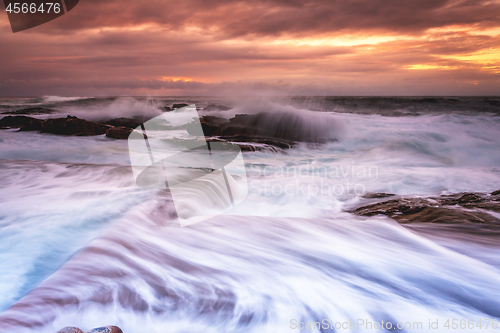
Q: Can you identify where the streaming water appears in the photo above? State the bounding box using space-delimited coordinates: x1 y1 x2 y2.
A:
0 97 499 332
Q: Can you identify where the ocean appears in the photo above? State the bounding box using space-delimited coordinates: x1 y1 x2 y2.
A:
0 96 499 332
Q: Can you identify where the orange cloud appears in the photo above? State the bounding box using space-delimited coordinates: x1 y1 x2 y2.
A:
1 0 499 95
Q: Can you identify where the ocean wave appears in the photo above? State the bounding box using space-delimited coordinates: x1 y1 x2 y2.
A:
42 96 91 104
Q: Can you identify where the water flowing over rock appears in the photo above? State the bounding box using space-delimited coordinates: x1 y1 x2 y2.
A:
187 112 340 150
56 326 123 333
349 190 500 225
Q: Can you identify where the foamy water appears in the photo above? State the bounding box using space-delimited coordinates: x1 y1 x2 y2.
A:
0 97 499 332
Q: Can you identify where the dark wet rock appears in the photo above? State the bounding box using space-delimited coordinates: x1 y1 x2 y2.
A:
172 103 189 109
0 115 41 128
349 191 500 225
18 118 43 131
85 326 123 333
162 106 172 112
207 138 284 152
222 112 334 146
437 192 500 212
204 104 231 111
103 117 143 129
40 116 110 136
440 193 484 205
491 189 500 196
106 126 133 139
186 115 295 149
56 327 84 333
362 192 396 199
184 110 339 150
1 115 139 139
187 116 229 137
3 107 54 115
220 134 293 149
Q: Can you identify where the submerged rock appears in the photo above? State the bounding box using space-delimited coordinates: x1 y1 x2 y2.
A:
349 191 500 225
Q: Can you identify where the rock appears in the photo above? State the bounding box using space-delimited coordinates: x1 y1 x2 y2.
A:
186 115 294 149
207 138 284 153
348 192 500 225
85 326 123 333
0 115 39 128
56 327 84 333
19 118 43 131
184 111 339 150
103 117 143 129
106 126 133 139
361 192 396 199
4 107 54 115
219 134 293 149
219 113 307 147
201 116 230 128
2 115 136 139
40 116 110 136
161 106 172 112
350 198 428 217
491 189 500 196
172 103 189 109
437 192 500 212
203 104 231 111
187 116 229 137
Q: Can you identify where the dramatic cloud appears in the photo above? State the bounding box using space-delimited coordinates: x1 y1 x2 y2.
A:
1 0 499 96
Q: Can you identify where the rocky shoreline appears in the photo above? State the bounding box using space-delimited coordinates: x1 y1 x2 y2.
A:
0 115 135 139
348 190 500 225
0 114 289 151
0 107 334 151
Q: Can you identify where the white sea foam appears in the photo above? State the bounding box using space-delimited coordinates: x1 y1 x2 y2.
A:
0 97 499 332
42 96 89 103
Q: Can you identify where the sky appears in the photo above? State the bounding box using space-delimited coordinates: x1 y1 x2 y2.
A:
1 0 499 96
